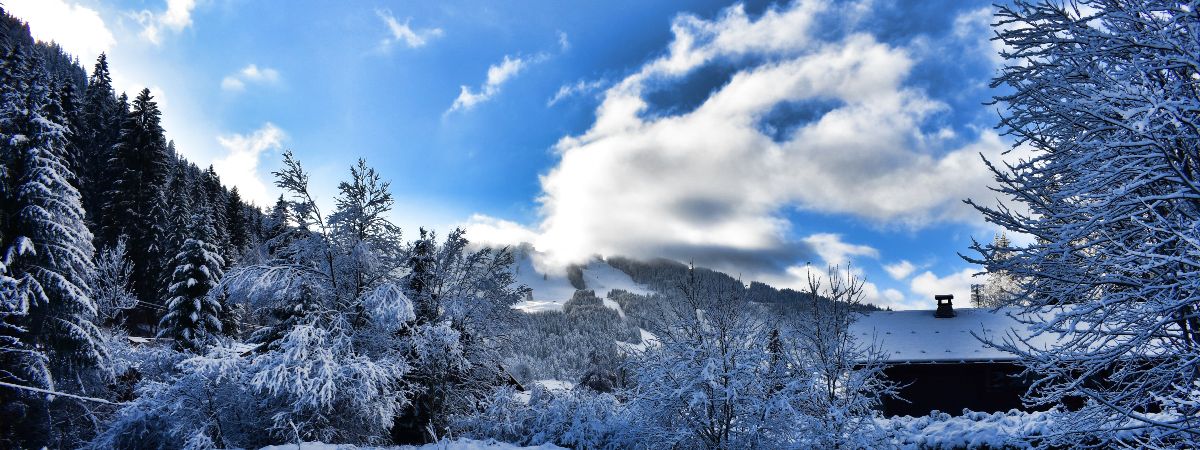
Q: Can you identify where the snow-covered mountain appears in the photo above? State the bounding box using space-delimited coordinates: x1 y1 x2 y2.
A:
509 246 651 314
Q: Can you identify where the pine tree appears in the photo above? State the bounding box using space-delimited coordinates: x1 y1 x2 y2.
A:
406 228 438 323
160 162 194 301
0 41 107 448
0 44 104 373
78 54 119 232
158 203 225 352
202 166 231 267
0 42 55 449
103 88 170 330
51 77 82 189
226 186 248 261
263 194 289 254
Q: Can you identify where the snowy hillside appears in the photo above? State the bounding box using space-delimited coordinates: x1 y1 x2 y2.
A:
510 247 650 314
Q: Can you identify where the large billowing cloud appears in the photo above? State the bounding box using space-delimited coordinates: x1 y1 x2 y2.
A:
528 1 1007 270
460 1 1016 308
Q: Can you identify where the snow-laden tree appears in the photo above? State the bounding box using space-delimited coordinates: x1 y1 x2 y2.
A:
967 1 1200 447
90 238 137 326
623 265 779 449
0 43 104 375
454 384 629 449
779 265 895 448
102 88 170 328
225 187 248 260
77 54 120 228
397 226 529 442
157 205 225 352
0 42 105 448
209 152 419 444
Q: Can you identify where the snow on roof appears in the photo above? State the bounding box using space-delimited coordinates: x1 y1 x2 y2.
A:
851 307 1062 364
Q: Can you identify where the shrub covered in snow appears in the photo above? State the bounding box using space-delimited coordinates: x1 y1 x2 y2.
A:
453 385 628 449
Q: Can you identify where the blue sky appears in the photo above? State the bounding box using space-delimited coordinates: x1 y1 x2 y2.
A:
8 0 1018 309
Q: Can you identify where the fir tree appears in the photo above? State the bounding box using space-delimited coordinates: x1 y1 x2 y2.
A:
0 40 106 449
0 41 54 449
158 203 225 352
78 54 119 231
226 186 248 261
103 88 170 329
263 194 290 254
50 77 82 189
202 166 231 266
406 228 438 323
0 44 104 374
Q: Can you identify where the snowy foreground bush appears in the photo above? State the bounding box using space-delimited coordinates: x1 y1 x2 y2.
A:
881 409 1183 449
256 439 565 450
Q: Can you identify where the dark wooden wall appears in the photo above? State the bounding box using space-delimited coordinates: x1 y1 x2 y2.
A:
879 361 1043 417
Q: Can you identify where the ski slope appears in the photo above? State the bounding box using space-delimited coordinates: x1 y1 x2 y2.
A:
510 250 650 314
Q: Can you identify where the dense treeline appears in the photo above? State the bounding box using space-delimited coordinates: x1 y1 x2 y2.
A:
608 255 882 311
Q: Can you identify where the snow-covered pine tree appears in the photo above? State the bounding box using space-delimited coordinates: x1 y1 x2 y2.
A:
202 166 231 267
50 76 83 190
163 162 194 255
406 228 438 323
226 186 248 260
158 201 225 352
0 38 53 450
262 194 290 254
0 43 104 375
968 1 1200 446
0 39 107 449
104 88 170 330
78 55 121 215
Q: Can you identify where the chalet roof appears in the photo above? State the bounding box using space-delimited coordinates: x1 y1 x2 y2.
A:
850 307 1063 364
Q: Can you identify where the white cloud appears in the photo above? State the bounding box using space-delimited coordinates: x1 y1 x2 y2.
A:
547 79 606 106
221 64 281 92
803 233 878 266
557 30 570 51
4 0 114 65
377 9 443 49
212 123 286 206
133 0 198 45
909 268 980 309
448 54 543 113
884 260 917 280
531 0 1013 273
461 214 541 249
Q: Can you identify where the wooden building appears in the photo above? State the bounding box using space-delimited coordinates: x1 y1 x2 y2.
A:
850 296 1052 417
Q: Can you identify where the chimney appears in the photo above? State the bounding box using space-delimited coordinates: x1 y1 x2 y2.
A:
934 294 956 318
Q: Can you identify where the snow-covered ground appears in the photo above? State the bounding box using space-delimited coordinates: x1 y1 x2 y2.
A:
510 249 649 314
257 439 565 450
880 409 1054 449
